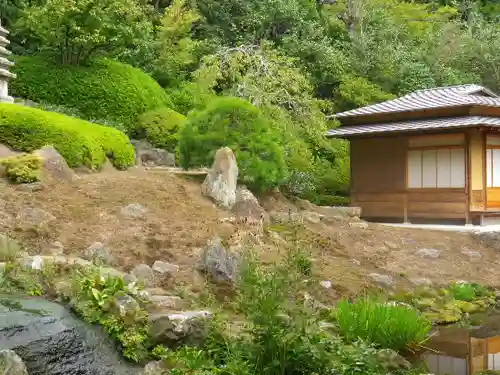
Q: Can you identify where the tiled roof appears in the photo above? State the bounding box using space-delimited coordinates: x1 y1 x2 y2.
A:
334 84 500 119
326 116 500 137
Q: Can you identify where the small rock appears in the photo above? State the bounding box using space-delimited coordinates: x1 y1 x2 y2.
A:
302 211 324 224
113 292 140 317
377 348 412 370
349 221 368 229
409 277 433 286
143 360 168 375
23 255 44 270
131 140 176 167
231 186 268 224
196 237 240 284
352 259 361 266
461 249 482 258
201 147 238 210
17 182 44 192
149 310 213 347
149 295 184 310
16 207 55 228
152 261 179 277
0 349 29 375
131 264 155 287
368 273 393 287
120 203 149 219
99 267 133 282
384 241 399 250
145 287 169 296
83 242 117 266
320 280 332 289
416 248 441 259
50 241 64 256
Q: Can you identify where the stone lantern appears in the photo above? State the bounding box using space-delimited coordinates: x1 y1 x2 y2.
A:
0 21 15 103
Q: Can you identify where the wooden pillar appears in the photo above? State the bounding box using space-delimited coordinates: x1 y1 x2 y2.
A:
465 131 472 225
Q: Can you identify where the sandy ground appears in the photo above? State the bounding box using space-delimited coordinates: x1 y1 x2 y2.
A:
1 168 499 301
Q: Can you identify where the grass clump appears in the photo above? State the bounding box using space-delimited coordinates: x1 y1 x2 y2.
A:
0 103 135 170
0 154 42 184
0 235 21 262
334 297 431 352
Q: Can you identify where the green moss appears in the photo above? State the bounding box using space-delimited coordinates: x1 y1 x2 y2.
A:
0 103 135 170
11 56 170 131
0 154 42 183
135 107 186 152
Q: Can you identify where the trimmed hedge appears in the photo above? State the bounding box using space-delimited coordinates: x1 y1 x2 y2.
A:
10 56 170 130
135 107 186 152
0 103 135 170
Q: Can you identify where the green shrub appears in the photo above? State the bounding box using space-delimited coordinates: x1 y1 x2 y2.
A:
135 107 186 152
448 282 492 302
0 103 135 170
334 297 431 352
178 97 287 190
10 56 170 130
0 154 42 184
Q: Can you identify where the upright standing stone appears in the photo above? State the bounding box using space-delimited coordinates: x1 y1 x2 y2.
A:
201 147 238 209
0 21 16 104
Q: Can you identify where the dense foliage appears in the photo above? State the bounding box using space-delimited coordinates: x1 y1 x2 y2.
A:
0 154 42 184
6 0 500 193
10 56 170 130
0 103 135 169
178 97 287 190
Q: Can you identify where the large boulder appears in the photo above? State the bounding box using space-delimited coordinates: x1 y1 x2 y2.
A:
196 237 240 284
0 350 28 375
33 146 76 182
0 297 142 375
131 140 175 167
148 310 212 347
201 147 238 210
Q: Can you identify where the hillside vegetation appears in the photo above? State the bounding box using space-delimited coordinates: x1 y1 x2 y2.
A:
4 0 500 373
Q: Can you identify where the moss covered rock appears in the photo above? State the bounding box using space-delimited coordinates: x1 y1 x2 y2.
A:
10 56 170 130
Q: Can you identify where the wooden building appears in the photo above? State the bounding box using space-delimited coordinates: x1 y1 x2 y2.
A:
327 84 500 225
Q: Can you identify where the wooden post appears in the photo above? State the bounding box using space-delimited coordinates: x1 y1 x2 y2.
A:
403 192 409 223
469 337 488 375
465 131 472 225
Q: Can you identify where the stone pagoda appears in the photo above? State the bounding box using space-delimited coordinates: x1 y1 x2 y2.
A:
0 21 16 103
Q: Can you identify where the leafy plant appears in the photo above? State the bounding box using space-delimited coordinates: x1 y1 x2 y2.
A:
71 268 151 362
334 297 432 352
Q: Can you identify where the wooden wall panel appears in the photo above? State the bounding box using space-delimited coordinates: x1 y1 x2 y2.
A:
350 137 407 194
407 189 467 219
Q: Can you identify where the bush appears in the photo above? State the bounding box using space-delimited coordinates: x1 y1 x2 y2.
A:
0 103 135 170
10 56 170 130
135 107 186 152
0 154 42 184
334 297 431 352
178 97 287 190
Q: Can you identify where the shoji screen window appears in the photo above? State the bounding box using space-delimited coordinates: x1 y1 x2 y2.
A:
407 135 465 189
487 136 500 188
